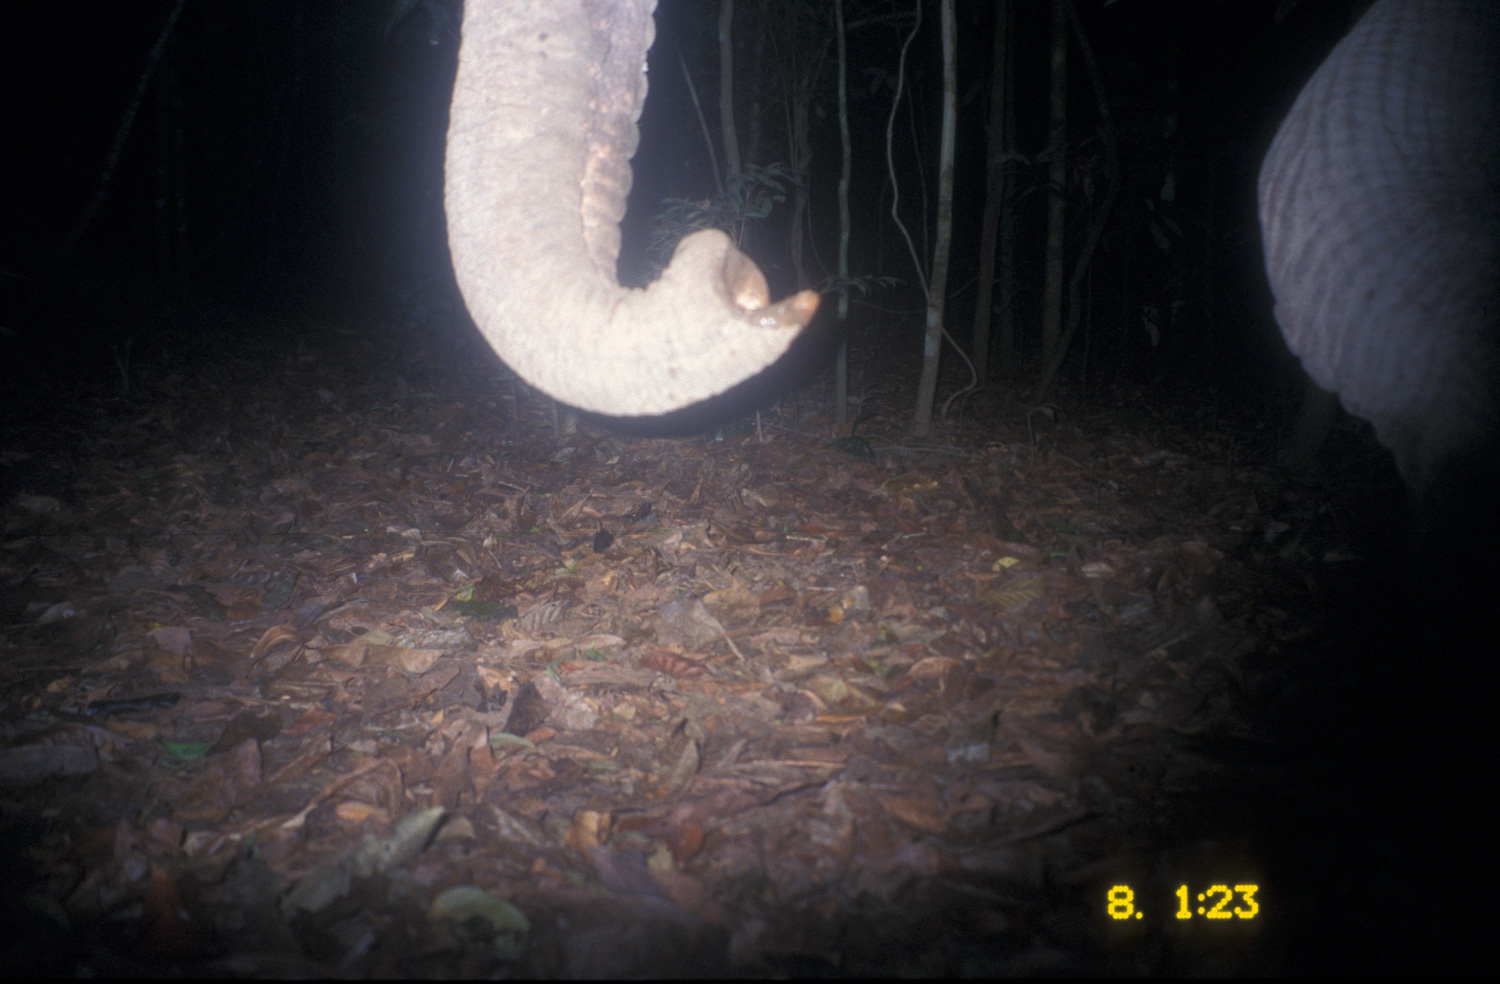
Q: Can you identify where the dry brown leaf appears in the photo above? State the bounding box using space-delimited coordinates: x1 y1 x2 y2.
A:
365 644 443 674
136 863 206 959
334 801 389 824
564 808 610 853
877 792 950 835
640 649 705 678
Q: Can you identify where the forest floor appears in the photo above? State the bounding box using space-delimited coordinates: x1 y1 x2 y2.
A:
0 297 1491 976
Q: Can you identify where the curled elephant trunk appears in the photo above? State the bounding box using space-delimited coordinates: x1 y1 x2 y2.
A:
445 0 818 417
1258 0 1500 532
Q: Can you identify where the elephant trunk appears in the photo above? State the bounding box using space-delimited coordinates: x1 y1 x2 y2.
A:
1258 0 1500 531
445 0 817 417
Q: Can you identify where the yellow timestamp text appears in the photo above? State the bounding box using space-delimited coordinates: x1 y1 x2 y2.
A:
1106 883 1260 921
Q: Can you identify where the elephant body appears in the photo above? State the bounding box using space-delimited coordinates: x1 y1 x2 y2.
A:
445 1 818 418
1258 0 1499 530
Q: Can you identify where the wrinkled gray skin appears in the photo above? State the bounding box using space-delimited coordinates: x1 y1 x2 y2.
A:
445 0 818 417
1259 0 1499 531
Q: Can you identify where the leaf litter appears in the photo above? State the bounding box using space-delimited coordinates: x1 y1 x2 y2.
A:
0 316 1482 975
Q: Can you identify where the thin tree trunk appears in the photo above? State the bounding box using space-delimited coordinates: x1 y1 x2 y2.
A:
788 93 811 283
718 0 742 181
1037 0 1120 396
970 1 1011 386
910 0 957 437
680 55 724 198
776 0 827 294
996 0 1018 372
744 0 767 168
835 0 851 431
58 0 186 261
1039 0 1069 378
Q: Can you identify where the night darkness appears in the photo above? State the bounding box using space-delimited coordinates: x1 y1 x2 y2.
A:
0 1 1493 977
1 0 1351 397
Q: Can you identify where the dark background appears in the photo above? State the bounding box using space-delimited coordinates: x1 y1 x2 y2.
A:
0 0 1372 429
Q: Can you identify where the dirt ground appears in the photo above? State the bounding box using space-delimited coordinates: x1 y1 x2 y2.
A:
1 308 1491 976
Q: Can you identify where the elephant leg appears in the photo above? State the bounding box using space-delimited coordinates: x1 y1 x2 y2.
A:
1277 374 1340 474
1258 0 1500 533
